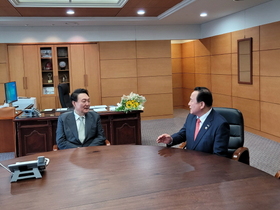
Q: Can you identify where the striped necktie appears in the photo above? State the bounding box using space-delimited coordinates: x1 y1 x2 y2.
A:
194 118 201 140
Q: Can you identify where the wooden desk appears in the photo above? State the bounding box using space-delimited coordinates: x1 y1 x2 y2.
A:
1 145 280 209
14 110 142 156
0 107 16 153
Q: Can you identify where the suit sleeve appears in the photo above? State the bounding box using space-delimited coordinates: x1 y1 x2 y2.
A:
88 114 106 146
170 117 189 146
213 121 230 157
56 115 78 149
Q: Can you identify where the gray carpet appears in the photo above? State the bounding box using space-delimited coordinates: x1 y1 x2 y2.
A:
1 109 279 176
0 152 14 161
141 109 280 176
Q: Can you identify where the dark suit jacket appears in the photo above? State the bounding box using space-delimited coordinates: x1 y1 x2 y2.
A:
56 111 106 149
170 109 230 157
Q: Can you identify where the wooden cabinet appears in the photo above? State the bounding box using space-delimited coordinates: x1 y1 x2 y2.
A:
15 117 57 156
14 111 142 157
8 45 41 106
39 45 71 109
0 107 16 153
100 111 141 145
7 43 101 110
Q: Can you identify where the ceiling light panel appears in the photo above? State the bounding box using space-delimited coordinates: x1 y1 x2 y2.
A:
200 12 207 17
137 10 145 15
9 0 128 8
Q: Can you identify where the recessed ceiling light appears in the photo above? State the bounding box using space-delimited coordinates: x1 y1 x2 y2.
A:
200 12 207 17
137 10 145 15
67 10 75 15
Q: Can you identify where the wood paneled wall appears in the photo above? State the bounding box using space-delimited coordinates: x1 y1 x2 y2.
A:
0 44 8 102
99 40 173 120
172 21 280 143
171 44 183 108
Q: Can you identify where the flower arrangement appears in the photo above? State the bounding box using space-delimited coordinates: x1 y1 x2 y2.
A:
115 92 146 113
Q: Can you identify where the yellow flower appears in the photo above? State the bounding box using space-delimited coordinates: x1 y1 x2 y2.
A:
133 101 139 108
125 100 133 109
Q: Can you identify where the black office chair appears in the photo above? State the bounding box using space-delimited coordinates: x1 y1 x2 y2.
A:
58 83 73 108
213 107 249 165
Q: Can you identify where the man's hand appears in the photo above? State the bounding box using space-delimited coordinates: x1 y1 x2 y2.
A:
156 134 172 144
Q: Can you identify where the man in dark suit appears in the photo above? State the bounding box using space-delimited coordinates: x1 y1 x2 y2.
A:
56 88 106 149
156 87 230 157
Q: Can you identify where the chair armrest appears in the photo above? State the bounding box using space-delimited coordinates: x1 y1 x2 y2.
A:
105 139 111 146
53 144 58 151
275 171 280 179
178 142 186 149
232 147 250 165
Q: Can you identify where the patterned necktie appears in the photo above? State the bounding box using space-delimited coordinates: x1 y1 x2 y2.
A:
194 118 201 140
78 116 85 143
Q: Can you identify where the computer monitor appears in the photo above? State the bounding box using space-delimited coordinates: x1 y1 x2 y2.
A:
4 81 18 106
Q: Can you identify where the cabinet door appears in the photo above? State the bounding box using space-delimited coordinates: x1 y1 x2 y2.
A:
70 44 101 105
23 45 41 99
84 44 101 105
70 44 86 90
112 119 140 145
8 45 26 96
40 46 56 98
0 44 9 100
41 95 56 110
16 121 53 156
8 45 41 108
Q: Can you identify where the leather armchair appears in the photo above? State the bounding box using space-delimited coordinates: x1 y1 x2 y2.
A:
213 107 249 165
58 83 73 108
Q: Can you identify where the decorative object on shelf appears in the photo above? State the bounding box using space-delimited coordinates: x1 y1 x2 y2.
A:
41 49 52 58
57 48 68 57
44 61 53 70
59 61 66 70
115 92 146 113
61 74 68 83
43 87 54 95
47 73 53 83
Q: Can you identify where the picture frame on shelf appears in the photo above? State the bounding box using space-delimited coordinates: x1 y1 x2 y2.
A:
41 49 52 58
43 87 54 95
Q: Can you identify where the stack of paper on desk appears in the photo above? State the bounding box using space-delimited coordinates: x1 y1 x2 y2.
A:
90 105 107 112
56 108 68 112
108 105 117 111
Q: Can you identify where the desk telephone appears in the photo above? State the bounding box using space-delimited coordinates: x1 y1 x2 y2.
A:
0 156 50 182
21 104 41 117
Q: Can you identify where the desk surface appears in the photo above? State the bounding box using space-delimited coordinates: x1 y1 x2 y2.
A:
1 145 280 209
14 109 142 120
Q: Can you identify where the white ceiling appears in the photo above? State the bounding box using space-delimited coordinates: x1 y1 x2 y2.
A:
0 0 273 27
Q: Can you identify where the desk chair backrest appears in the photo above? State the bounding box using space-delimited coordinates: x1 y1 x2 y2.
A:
213 107 249 164
58 83 73 108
